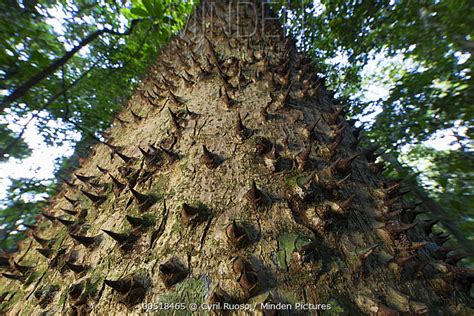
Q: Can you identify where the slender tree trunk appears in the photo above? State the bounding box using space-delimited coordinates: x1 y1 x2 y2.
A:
1 1 472 315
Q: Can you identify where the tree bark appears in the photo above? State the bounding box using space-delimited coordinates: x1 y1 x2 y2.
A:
0 1 472 315
382 153 474 255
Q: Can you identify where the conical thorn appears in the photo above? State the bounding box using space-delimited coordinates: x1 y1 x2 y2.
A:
181 203 201 225
64 195 79 207
13 261 32 274
102 229 132 244
69 233 97 247
81 189 107 205
420 219 440 235
65 261 88 274
339 194 356 212
104 277 133 294
245 181 267 208
226 220 249 248
60 208 78 216
75 173 97 184
41 212 57 222
235 112 253 141
36 248 53 258
57 217 75 227
32 233 53 247
201 145 219 169
125 215 146 228
129 187 155 211
114 150 135 164
159 259 187 287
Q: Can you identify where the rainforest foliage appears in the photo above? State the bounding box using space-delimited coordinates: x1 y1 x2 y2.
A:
0 0 472 263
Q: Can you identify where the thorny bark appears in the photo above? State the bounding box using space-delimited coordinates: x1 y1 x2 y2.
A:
0 1 472 315
382 153 474 255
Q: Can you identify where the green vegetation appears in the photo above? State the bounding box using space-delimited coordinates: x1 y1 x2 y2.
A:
275 0 473 257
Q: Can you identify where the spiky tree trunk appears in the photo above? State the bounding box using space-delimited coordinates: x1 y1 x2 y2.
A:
1 1 472 315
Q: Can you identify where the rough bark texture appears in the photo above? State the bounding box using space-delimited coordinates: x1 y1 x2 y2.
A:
1 1 472 315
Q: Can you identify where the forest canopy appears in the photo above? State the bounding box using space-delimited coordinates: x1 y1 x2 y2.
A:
0 0 472 265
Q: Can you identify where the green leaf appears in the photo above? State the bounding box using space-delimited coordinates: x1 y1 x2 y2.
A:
130 7 150 17
153 1 164 19
142 0 155 16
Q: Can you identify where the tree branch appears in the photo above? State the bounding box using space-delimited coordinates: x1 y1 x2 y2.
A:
0 18 143 113
0 61 98 159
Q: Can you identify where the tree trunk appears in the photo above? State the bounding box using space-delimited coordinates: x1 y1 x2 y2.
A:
1 1 472 314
